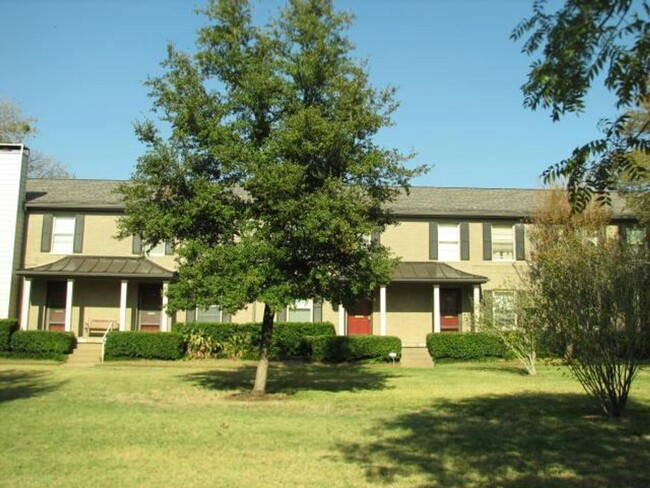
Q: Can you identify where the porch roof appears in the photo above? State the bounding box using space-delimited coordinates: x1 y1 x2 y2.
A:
18 256 174 279
392 262 488 284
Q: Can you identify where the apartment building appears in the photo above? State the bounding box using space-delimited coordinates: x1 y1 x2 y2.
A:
0 144 637 346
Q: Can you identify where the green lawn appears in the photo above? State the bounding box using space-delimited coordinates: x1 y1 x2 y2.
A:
1 359 649 487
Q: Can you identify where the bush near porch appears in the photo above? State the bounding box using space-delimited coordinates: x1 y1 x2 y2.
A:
426 332 512 361
0 319 19 351
9 330 76 360
303 335 402 363
173 322 336 360
104 332 185 360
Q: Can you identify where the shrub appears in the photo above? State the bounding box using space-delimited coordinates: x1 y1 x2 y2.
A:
304 335 402 363
173 322 336 360
426 333 511 361
0 319 19 351
105 332 185 360
9 330 76 359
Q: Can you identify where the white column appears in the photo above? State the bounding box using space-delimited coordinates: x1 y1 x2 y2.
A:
20 277 31 331
433 284 441 333
64 279 74 333
119 280 128 331
379 286 387 336
160 281 169 332
473 285 481 329
338 305 345 336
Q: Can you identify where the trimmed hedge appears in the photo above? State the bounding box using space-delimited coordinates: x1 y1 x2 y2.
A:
426 332 511 361
304 335 402 363
0 319 19 351
9 330 76 359
104 332 185 360
173 322 336 360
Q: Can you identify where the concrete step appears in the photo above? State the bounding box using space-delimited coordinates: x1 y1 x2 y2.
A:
400 347 434 368
66 343 102 366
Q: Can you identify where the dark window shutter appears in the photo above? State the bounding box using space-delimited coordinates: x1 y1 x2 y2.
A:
460 222 470 260
277 309 287 322
73 214 85 253
221 311 231 323
164 240 174 255
186 309 196 323
313 301 323 322
132 234 142 254
429 222 438 260
515 224 525 260
41 214 53 252
483 223 492 261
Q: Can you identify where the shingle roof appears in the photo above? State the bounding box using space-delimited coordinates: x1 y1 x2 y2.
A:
392 262 488 284
25 178 636 219
18 256 174 279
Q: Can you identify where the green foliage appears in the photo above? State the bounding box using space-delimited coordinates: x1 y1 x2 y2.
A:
185 331 220 359
104 332 185 360
173 322 336 360
513 0 650 209
0 319 19 352
426 333 511 362
9 330 76 359
529 218 650 417
303 335 401 363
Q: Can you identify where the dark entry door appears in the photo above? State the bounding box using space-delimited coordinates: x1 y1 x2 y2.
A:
138 284 162 332
440 288 461 332
47 281 67 331
347 299 373 335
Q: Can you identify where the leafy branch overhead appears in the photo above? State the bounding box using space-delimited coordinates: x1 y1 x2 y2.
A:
513 0 650 210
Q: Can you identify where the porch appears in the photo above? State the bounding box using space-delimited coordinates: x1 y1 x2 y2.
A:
17 256 175 338
338 262 488 347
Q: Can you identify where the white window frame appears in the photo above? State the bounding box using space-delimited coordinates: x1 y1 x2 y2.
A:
287 299 313 323
492 225 515 261
492 290 517 329
438 223 460 261
51 215 76 254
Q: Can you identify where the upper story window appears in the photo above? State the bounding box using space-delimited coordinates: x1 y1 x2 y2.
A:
438 224 460 261
147 241 167 257
288 299 313 322
483 223 525 262
41 214 84 254
491 225 514 261
429 222 469 261
51 216 75 254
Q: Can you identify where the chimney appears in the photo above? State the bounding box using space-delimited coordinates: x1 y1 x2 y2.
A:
0 144 29 319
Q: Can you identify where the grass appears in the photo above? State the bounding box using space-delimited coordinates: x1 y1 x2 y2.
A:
0 359 649 487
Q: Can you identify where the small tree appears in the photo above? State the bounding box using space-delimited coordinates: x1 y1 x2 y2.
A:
479 286 544 376
118 0 424 395
529 191 650 417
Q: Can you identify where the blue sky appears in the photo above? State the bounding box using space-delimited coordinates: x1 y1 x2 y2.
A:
0 0 616 188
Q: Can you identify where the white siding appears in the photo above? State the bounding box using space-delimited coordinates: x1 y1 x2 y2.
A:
0 144 28 318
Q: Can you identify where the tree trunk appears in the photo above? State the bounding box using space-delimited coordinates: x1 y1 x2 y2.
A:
252 303 275 396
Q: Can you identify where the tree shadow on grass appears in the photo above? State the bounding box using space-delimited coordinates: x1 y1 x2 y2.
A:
183 362 399 395
338 393 650 487
0 369 64 403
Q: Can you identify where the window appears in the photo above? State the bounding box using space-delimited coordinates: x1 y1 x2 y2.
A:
492 291 517 328
492 225 514 261
288 299 312 322
147 241 167 256
51 216 75 254
626 227 645 248
196 305 223 323
438 224 460 261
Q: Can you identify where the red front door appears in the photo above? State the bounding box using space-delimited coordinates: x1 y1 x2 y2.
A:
347 299 373 335
440 288 461 332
